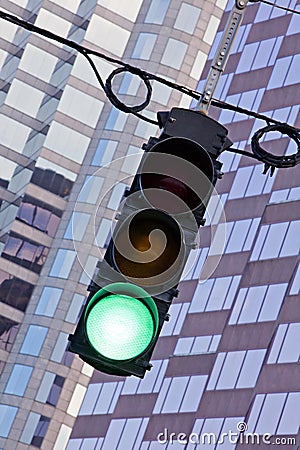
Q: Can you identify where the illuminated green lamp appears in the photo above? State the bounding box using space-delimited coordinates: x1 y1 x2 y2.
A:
84 283 159 361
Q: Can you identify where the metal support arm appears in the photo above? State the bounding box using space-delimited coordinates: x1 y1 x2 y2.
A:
196 0 249 113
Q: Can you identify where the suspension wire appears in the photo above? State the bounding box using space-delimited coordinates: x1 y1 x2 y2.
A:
0 9 299 171
249 0 300 15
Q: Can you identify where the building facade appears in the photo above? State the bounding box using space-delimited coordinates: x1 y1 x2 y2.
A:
0 0 229 449
67 0 300 449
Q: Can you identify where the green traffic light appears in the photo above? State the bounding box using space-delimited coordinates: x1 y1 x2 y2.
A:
85 284 158 361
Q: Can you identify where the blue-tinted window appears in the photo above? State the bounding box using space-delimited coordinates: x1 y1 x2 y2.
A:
0 315 19 352
91 140 117 167
105 108 127 131
64 212 90 241
77 175 104 204
2 233 49 274
35 287 62 317
5 364 33 396
65 293 85 323
31 415 50 448
49 249 76 279
145 0 170 24
20 325 48 356
107 183 127 210
132 33 157 59
0 404 18 437
46 375 65 406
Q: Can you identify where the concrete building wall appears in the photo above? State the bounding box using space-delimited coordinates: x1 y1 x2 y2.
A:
68 0 300 449
0 1 227 448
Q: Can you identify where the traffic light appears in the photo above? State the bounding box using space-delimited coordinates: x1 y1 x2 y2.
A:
68 108 231 378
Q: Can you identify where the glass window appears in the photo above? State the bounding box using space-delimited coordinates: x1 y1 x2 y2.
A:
91 140 118 167
253 393 286 435
2 232 49 274
174 337 194 355
251 221 300 261
101 418 147 450
57 86 104 128
228 166 253 199
290 263 300 295
5 79 44 118
96 218 112 248
268 323 300 364
97 0 143 21
65 293 85 323
229 283 287 324
31 163 75 197
64 212 91 241
79 255 98 285
287 9 300 35
107 183 127 210
191 335 221 354
251 222 288 260
225 219 255 253
36 372 56 403
0 404 18 437
47 375 65 406
284 54 300 86
35 287 62 317
203 16 220 45
252 38 276 70
132 33 157 59
121 146 143 175
161 39 188 70
35 9 71 47
269 36 284 66
277 392 300 435
0 115 31 153
49 249 76 279
0 270 34 312
174 3 201 34
180 375 207 412
105 108 127 131
5 364 33 396
236 42 260 73
118 72 141 96
182 247 209 280
44 122 90 164
17 196 62 238
245 165 275 197
85 15 130 57
20 325 48 356
190 276 241 313
0 315 19 352
160 303 188 336
79 384 102 415
51 332 69 363
208 349 266 390
145 0 170 24
31 415 50 447
53 425 72 450
77 175 104 204
268 56 293 89
161 377 189 413
154 375 207 414
138 359 168 394
67 384 87 417
94 383 123 414
20 412 40 444
66 439 83 450
279 220 300 257
191 50 207 80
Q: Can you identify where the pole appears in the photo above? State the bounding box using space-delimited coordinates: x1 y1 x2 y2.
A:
196 0 250 113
